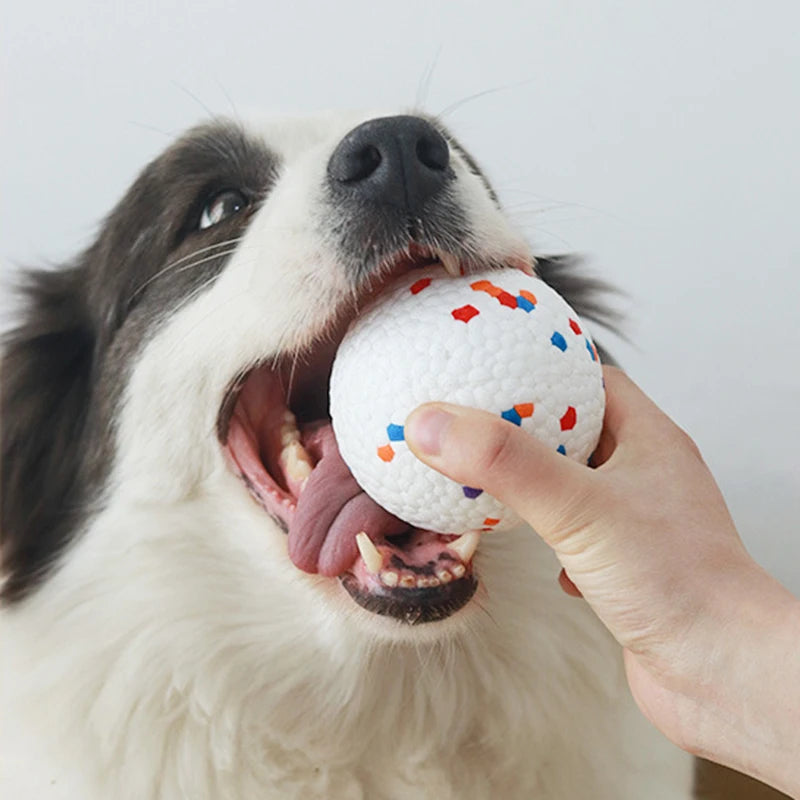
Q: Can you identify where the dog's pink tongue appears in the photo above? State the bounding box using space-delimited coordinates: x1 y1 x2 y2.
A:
288 423 407 576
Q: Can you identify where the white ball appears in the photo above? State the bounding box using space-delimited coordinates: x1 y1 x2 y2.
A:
329 267 605 534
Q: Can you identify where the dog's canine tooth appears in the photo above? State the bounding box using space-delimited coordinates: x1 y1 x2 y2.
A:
437 249 461 277
355 531 383 574
509 254 537 276
448 531 481 564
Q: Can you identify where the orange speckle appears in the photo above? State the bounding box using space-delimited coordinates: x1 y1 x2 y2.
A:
471 279 503 297
514 403 534 418
377 444 395 462
519 289 537 305
483 517 501 526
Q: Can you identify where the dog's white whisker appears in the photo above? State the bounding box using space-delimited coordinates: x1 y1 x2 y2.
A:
130 237 245 300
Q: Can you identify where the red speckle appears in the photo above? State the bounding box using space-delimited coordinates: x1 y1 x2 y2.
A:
452 304 480 323
410 277 432 295
560 406 577 431
377 444 395 462
569 318 582 335
514 403 534 418
497 291 517 308
483 517 500 526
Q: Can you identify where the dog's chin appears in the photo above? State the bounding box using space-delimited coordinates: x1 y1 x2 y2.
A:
215 247 496 626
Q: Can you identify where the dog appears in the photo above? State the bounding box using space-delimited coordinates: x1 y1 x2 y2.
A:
1 111 693 798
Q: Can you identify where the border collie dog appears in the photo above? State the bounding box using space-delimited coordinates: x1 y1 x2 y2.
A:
1 112 692 798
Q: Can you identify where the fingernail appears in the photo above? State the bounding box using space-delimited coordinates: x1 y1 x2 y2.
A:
405 406 454 456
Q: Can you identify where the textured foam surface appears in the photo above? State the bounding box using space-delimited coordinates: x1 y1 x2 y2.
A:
330 267 605 534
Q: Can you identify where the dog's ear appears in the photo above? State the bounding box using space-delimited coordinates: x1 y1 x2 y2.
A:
1 265 94 602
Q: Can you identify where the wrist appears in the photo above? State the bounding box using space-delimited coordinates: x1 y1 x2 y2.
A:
679 560 800 796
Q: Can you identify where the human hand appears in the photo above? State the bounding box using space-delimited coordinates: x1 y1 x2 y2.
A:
405 366 800 796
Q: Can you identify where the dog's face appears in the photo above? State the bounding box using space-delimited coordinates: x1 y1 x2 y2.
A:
2 111 601 645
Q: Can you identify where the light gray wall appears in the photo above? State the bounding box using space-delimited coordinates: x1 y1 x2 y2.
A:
2 0 798 591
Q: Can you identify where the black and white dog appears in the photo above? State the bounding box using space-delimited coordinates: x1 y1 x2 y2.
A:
1 112 692 798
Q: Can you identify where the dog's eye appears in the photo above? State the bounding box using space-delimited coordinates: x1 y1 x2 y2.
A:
198 190 248 230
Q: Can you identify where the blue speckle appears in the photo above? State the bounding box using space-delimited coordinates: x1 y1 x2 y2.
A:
557 444 567 455
386 423 405 441
585 338 596 361
516 295 535 312
551 332 567 351
463 486 483 499
501 408 522 426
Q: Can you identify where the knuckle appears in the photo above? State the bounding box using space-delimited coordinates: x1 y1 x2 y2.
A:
477 419 516 476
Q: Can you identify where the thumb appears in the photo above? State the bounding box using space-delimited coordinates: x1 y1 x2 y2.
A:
404 403 598 540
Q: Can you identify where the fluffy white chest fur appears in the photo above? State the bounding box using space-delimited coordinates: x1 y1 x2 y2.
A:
0 110 692 798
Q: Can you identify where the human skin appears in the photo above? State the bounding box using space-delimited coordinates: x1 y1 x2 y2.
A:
405 366 800 798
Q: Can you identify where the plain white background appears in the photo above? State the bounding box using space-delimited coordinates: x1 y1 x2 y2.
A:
2 0 798 591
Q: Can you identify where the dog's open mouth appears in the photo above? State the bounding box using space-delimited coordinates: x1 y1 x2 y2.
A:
218 245 530 624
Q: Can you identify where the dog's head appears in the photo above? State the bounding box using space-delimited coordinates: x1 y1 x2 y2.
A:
2 112 612 642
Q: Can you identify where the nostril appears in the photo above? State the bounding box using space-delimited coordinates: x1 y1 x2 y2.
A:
332 144 382 184
416 134 449 172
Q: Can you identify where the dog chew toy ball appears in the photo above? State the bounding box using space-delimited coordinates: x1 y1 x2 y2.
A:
329 266 605 535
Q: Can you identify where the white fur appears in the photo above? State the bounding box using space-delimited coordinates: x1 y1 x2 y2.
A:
1 111 693 798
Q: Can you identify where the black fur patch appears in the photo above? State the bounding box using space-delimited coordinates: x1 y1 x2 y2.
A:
1 120 277 602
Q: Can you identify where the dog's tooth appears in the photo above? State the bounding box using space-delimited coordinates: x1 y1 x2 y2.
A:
505 253 537 276
355 532 383 574
438 250 461 277
282 441 313 483
435 569 453 584
451 564 466 579
381 570 399 587
280 409 301 446
417 576 440 589
448 531 481 563
399 574 417 589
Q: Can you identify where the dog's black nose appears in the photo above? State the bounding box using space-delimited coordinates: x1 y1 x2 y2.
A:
328 116 451 215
